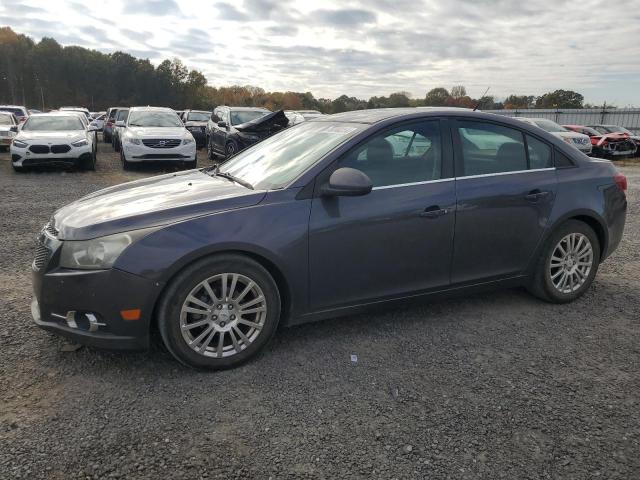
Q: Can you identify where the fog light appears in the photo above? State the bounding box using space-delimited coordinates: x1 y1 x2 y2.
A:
64 311 106 332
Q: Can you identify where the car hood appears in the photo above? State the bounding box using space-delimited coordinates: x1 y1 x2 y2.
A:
17 130 85 141
52 169 266 240
126 127 187 138
234 110 289 133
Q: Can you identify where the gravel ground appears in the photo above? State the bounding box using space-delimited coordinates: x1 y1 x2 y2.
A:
0 140 639 479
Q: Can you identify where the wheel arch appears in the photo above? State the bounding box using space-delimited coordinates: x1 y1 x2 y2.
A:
547 209 608 262
149 248 293 334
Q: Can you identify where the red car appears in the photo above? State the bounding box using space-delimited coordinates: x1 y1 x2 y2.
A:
563 125 637 159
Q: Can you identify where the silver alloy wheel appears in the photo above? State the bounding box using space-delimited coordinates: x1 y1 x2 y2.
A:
180 273 267 358
549 233 594 294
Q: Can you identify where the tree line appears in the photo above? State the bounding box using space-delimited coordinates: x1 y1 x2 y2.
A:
0 27 605 114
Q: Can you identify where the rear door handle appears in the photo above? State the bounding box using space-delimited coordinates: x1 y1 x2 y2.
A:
419 206 449 218
525 190 550 202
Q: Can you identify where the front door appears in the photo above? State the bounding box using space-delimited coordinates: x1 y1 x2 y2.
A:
308 119 456 311
450 119 558 284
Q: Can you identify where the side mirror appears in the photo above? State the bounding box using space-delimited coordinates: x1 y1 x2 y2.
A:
115 120 125 127
10 125 18 132
321 167 373 197
88 124 99 131
217 121 228 128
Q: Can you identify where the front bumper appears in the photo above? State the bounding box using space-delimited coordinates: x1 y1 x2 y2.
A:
122 141 197 162
11 145 92 167
31 231 162 350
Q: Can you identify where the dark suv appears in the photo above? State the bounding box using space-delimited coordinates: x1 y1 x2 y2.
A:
181 110 211 148
31 108 627 370
206 106 288 161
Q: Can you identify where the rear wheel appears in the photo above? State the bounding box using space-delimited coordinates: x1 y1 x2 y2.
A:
207 140 216 161
528 220 600 303
114 136 121 152
157 254 281 370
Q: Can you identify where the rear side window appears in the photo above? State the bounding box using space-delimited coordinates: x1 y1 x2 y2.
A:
526 135 552 169
554 150 575 168
457 121 527 176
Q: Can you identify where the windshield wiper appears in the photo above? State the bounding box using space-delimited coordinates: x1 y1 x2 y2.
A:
203 164 253 190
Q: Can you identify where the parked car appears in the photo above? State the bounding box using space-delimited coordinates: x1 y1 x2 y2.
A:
0 105 29 123
284 110 305 126
11 112 99 172
207 107 288 161
119 106 197 169
563 125 637 159
181 110 211 148
111 108 129 152
587 124 640 156
31 108 627 369
104 107 126 143
59 107 91 120
296 110 324 120
516 118 592 155
0 111 18 151
89 113 106 131
29 109 42 115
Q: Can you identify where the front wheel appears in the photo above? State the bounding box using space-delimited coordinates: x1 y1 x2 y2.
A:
121 150 132 170
157 254 281 370
82 152 96 171
528 220 600 303
225 141 237 159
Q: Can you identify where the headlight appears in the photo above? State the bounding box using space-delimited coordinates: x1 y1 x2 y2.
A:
183 136 194 145
59 228 155 270
125 136 141 145
71 139 88 147
12 139 28 148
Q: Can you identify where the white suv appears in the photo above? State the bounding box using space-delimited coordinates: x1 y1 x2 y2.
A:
120 107 197 170
10 112 98 172
517 118 592 155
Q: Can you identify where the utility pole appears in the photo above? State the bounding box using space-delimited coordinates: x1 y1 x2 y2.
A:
40 86 45 111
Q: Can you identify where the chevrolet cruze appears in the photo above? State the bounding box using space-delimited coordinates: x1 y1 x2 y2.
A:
31 108 627 369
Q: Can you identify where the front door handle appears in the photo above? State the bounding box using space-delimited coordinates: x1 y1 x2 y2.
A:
525 190 550 202
419 206 449 218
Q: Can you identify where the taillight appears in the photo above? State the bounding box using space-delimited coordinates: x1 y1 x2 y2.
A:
614 172 627 192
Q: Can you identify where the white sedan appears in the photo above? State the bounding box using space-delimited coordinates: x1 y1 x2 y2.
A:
0 112 18 150
10 113 99 172
517 118 592 155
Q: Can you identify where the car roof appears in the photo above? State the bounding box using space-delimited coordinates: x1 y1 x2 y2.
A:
221 106 270 111
313 107 474 124
185 109 211 113
0 105 27 109
129 106 175 112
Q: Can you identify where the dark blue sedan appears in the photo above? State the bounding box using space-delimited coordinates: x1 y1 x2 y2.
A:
31 108 627 369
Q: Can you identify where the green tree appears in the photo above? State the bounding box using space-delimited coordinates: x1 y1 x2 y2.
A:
424 88 450 106
535 90 584 109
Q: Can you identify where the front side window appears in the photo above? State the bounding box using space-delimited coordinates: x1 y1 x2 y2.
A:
338 121 442 188
457 121 527 175
23 116 84 131
128 111 182 127
230 110 268 126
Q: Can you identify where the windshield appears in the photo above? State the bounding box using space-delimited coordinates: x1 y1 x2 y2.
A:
230 110 268 126
0 115 13 125
128 111 182 127
603 125 630 134
219 121 363 190
23 116 84 131
0 107 24 116
187 112 210 122
532 119 567 133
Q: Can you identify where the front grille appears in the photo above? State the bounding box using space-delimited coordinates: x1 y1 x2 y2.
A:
45 223 58 237
141 139 182 149
51 144 71 154
29 145 50 154
33 243 50 271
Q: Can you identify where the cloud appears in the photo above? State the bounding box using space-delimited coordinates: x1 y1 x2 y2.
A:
312 8 376 27
265 25 298 36
125 0 181 16
215 3 249 21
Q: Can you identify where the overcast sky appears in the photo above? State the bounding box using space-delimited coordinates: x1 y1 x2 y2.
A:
2 0 639 105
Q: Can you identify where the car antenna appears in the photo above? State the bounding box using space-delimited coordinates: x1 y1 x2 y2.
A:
473 87 491 111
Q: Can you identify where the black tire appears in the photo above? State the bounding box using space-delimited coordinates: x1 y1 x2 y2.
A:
528 220 600 303
225 141 237 159
157 254 281 370
121 150 132 170
183 158 197 169
82 153 96 171
114 137 121 152
207 140 216 161
103 132 111 143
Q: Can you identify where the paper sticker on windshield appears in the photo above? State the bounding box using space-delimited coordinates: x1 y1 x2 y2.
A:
319 126 358 135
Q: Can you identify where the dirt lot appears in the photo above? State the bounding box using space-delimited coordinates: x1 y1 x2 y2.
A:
0 140 639 479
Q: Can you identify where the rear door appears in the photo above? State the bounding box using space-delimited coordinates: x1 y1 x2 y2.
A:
451 119 558 284
308 119 456 310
